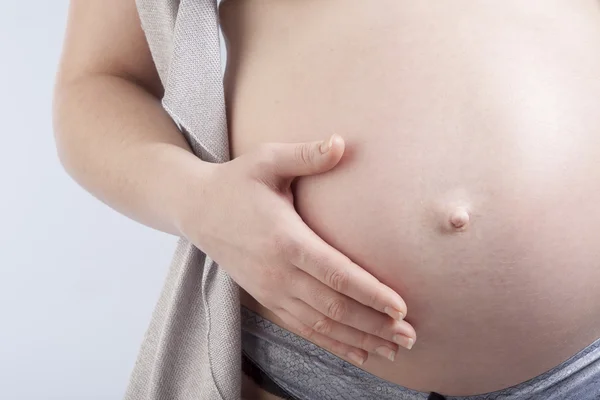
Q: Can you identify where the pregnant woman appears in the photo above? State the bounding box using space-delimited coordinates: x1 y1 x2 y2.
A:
53 0 600 399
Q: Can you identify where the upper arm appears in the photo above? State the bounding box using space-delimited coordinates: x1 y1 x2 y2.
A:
56 0 163 97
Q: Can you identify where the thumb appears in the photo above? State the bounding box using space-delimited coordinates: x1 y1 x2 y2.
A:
270 134 345 178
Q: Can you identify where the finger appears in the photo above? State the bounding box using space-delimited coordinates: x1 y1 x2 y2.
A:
292 270 416 350
285 298 399 361
290 232 408 322
274 308 370 367
266 134 345 178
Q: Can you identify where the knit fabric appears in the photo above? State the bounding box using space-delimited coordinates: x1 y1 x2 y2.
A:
125 1 241 399
242 307 600 400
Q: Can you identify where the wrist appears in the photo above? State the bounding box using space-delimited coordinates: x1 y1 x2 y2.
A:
166 149 219 240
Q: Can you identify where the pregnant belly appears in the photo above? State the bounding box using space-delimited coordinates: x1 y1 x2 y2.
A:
221 0 600 394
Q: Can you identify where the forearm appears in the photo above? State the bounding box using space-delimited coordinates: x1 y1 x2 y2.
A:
53 73 213 236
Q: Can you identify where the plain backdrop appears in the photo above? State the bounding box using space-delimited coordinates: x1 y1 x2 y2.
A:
0 2 220 399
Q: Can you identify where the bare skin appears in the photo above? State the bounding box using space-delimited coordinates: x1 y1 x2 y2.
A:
55 0 600 398
53 2 416 399
222 0 600 396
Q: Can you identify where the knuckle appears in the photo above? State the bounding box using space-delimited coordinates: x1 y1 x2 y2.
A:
259 296 273 309
366 290 381 309
358 331 372 350
253 143 279 170
371 322 387 339
256 294 276 311
256 142 278 158
294 143 316 167
297 324 315 340
325 267 349 293
272 230 303 263
311 317 333 335
271 229 299 259
326 297 348 322
286 238 306 265
256 265 284 293
270 229 289 253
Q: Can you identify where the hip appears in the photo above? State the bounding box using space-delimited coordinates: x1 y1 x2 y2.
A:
241 305 600 399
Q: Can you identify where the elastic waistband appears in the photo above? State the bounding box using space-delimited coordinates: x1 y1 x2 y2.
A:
241 306 600 400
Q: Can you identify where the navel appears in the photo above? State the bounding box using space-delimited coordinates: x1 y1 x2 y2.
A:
432 188 474 233
449 207 470 230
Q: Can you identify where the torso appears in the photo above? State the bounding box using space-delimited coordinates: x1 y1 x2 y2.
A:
220 0 600 395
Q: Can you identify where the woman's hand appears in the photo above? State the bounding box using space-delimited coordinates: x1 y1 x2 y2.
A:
180 134 417 366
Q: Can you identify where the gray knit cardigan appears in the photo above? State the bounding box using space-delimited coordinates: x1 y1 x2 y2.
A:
125 1 241 399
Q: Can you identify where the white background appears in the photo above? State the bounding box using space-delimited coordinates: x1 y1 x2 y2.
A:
0 2 183 399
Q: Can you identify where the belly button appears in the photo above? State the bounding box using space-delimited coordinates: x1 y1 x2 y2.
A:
449 207 470 231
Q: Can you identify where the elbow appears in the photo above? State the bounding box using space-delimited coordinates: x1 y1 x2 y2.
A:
52 86 72 175
51 80 83 180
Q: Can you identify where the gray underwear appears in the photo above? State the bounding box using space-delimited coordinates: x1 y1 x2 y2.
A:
241 306 600 399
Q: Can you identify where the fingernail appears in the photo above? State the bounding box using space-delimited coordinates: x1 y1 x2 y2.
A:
393 334 415 350
375 346 396 362
347 352 365 366
319 134 336 154
384 306 405 321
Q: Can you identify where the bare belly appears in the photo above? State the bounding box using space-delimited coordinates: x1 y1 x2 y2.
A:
221 0 600 395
